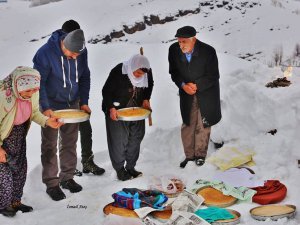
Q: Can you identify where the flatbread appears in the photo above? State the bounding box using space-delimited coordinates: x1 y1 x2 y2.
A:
197 187 237 208
117 108 149 117
151 207 172 220
251 205 295 217
53 111 88 119
103 203 138 218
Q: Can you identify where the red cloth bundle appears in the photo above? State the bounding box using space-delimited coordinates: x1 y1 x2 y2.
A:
251 180 287 205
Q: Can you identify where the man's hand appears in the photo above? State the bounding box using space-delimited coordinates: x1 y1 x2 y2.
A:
187 82 197 92
142 100 151 110
110 108 118 121
46 118 64 129
43 109 54 117
81 105 91 114
183 83 197 95
0 146 7 163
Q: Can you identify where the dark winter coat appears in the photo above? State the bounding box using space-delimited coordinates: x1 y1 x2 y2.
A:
102 63 154 114
168 39 221 127
33 29 90 111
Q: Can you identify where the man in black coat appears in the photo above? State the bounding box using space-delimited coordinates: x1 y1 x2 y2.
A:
168 26 221 168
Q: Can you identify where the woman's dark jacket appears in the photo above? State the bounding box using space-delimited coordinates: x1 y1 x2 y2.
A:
102 63 154 114
168 39 221 127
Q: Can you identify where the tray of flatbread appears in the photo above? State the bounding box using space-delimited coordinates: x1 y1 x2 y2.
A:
117 107 151 121
103 203 172 219
197 187 237 208
53 109 90 123
103 203 139 218
250 204 296 221
212 209 241 225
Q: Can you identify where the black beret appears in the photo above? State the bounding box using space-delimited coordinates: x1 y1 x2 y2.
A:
62 20 80 33
175 26 196 38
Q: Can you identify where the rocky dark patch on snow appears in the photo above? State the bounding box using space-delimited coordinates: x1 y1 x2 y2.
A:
266 77 291 88
30 33 50 42
238 51 262 61
88 0 261 44
267 129 277 135
161 38 177 44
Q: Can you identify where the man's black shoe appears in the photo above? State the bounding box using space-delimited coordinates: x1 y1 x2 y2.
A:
127 168 143 178
82 161 105 175
117 168 132 181
195 157 206 166
60 179 82 193
0 207 16 217
180 158 194 168
11 202 33 213
46 186 66 201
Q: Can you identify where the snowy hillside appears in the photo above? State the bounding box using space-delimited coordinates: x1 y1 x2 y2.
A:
0 0 300 224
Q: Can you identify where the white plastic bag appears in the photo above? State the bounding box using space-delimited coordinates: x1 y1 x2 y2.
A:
148 175 186 195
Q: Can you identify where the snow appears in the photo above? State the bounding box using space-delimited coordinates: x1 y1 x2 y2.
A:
0 0 300 224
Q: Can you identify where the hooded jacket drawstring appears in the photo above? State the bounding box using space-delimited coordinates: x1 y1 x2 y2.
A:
61 56 67 88
75 59 78 83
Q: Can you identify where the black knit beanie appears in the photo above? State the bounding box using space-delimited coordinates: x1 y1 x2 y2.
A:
62 20 80 33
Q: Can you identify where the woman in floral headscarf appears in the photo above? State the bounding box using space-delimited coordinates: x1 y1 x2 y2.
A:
0 66 61 217
102 54 154 181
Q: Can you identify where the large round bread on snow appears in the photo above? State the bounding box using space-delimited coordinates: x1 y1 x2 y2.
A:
197 187 237 208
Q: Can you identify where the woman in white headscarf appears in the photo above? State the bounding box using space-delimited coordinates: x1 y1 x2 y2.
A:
0 66 61 217
102 54 154 181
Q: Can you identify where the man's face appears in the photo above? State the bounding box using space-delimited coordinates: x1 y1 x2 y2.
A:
61 41 80 59
177 37 196 54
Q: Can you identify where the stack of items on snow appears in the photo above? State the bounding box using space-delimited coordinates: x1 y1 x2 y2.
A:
265 77 291 88
266 66 293 88
102 147 296 224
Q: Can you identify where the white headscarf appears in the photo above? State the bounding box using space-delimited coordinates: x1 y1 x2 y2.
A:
122 54 150 88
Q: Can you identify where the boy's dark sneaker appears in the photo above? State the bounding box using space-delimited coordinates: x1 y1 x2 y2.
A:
46 186 66 201
74 169 83 177
127 168 143 178
0 207 16 217
60 179 82 193
11 201 33 213
117 168 132 181
82 161 105 175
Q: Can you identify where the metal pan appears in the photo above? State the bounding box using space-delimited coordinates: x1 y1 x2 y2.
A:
212 209 241 225
117 107 151 121
53 109 90 123
250 204 296 221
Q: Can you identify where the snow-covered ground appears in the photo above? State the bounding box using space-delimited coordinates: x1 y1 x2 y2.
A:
0 0 300 224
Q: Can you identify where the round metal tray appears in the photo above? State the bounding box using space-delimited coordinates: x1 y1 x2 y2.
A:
212 209 241 225
117 107 151 121
103 203 171 219
53 109 90 123
250 204 296 221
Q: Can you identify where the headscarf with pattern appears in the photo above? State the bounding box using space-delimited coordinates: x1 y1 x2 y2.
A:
0 66 40 112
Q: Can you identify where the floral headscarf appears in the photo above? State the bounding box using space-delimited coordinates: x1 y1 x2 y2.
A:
0 66 40 112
